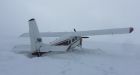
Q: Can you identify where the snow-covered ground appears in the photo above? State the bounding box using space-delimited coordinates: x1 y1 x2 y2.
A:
0 36 140 75
0 0 140 75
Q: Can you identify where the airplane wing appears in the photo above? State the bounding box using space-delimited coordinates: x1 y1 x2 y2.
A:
20 27 134 37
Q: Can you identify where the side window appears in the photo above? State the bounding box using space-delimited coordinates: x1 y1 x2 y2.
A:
68 40 71 44
72 38 75 42
72 37 77 42
75 37 77 40
57 40 69 46
65 41 69 45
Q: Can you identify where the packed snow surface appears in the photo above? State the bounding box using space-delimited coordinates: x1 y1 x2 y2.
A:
0 37 140 75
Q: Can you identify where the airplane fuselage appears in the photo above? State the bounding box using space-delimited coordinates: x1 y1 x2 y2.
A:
50 36 82 51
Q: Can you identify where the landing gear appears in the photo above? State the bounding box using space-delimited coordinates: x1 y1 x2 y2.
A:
32 52 40 57
32 52 46 57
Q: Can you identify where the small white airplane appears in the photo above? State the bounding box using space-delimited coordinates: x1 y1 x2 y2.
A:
19 18 134 57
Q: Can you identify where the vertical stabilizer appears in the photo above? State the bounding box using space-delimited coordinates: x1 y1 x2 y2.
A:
29 18 42 52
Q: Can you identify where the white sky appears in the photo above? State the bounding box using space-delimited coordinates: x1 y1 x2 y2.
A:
0 0 139 44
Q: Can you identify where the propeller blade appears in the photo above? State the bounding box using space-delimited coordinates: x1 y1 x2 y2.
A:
74 28 76 32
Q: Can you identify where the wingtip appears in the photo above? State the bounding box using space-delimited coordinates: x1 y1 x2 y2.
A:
129 27 134 33
29 18 35 21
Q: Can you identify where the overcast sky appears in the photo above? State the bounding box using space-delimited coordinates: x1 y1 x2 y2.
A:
0 0 139 44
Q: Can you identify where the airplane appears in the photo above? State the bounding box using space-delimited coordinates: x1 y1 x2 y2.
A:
19 18 134 57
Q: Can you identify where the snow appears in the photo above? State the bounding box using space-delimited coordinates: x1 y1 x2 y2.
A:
0 0 140 74
0 37 140 75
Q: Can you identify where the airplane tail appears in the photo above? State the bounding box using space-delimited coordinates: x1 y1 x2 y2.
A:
28 18 43 53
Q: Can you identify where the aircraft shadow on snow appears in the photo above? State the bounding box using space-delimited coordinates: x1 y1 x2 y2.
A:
12 46 105 58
